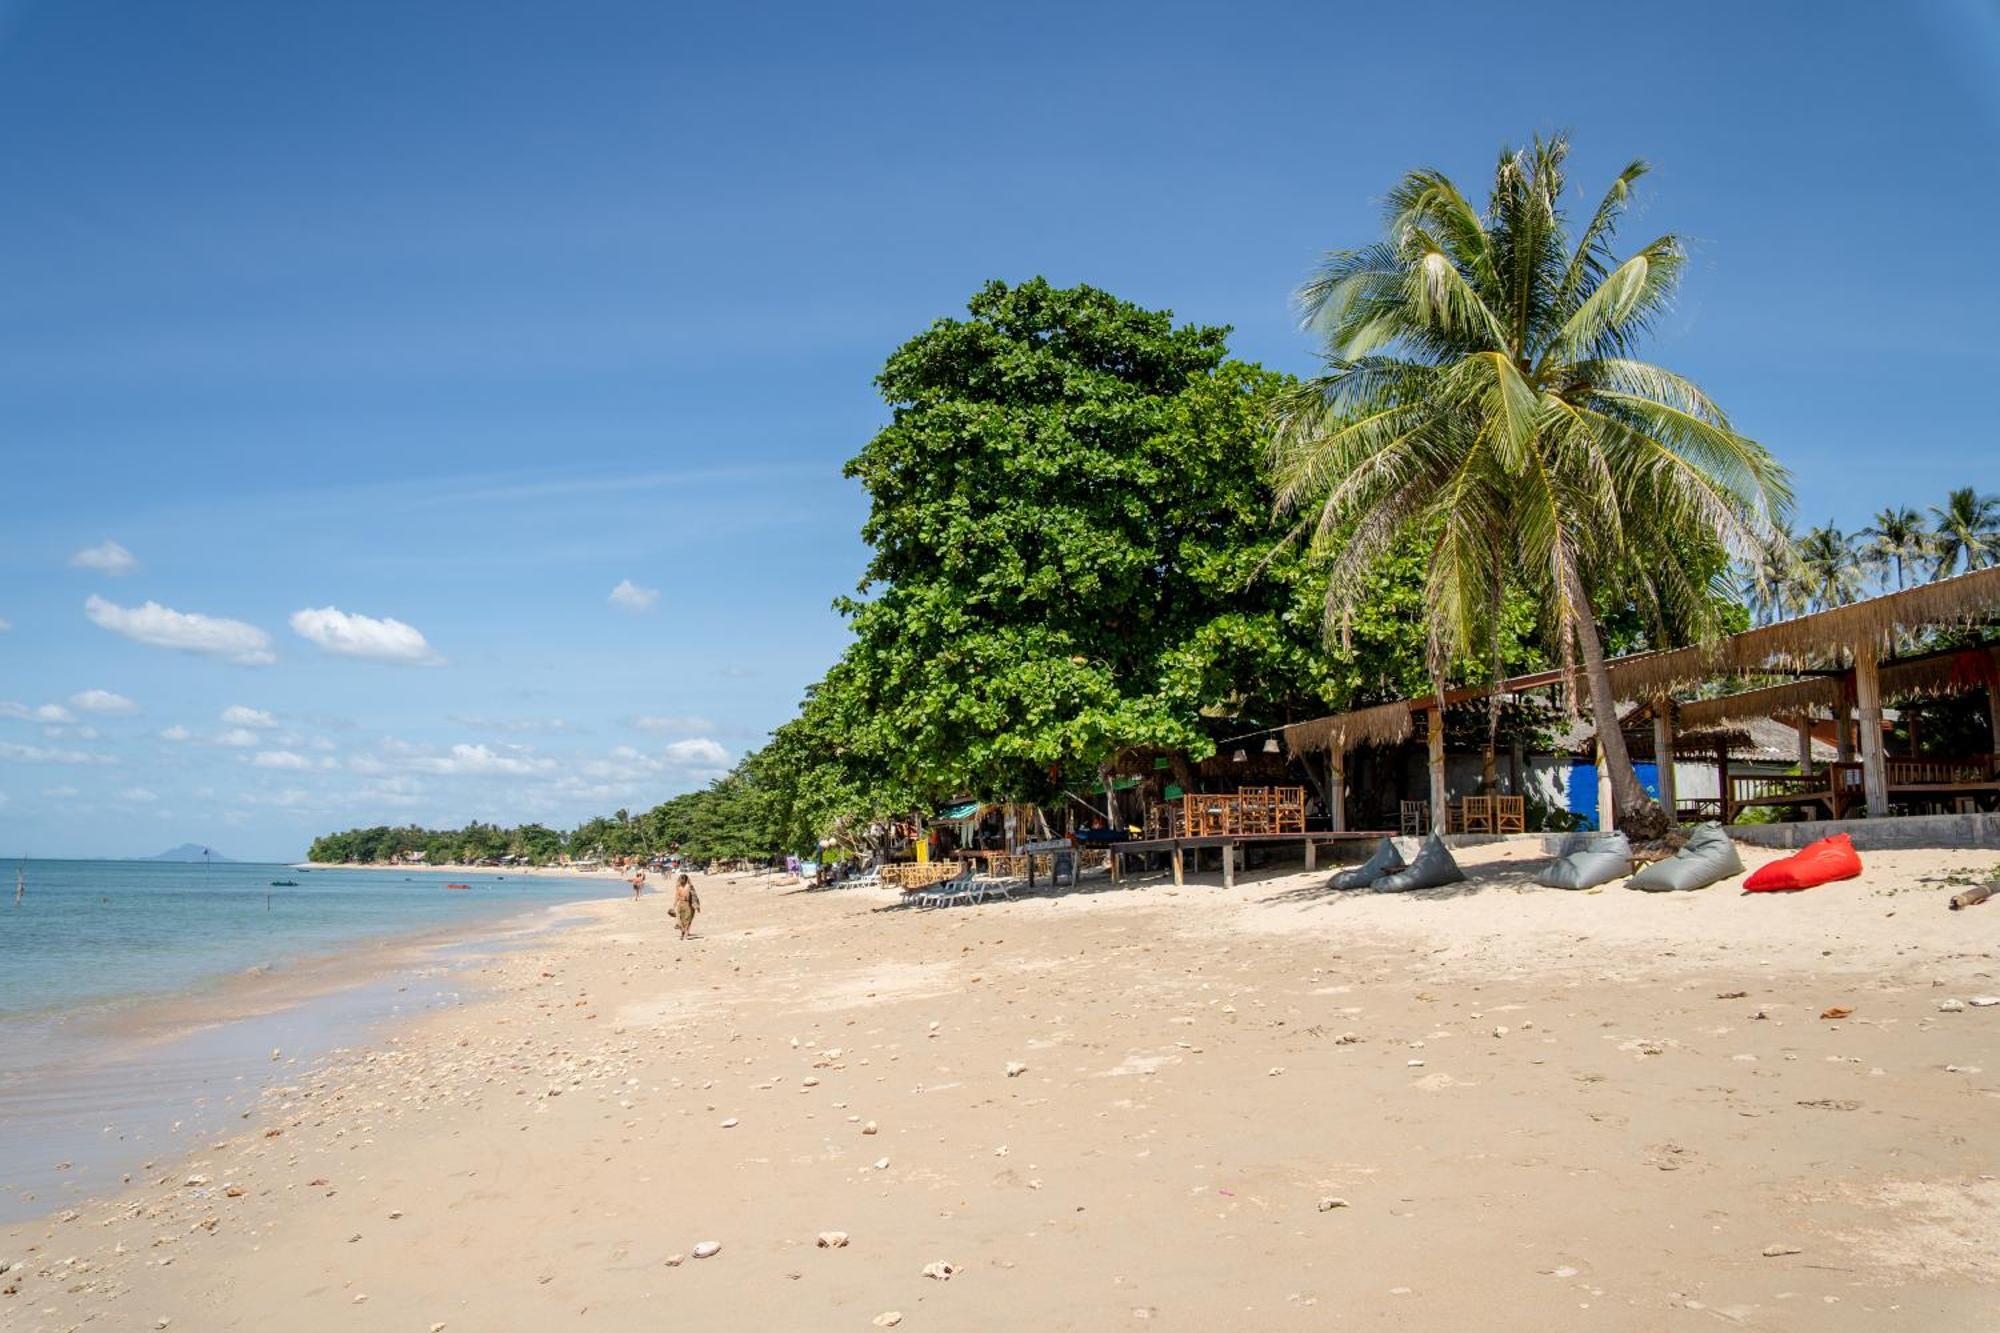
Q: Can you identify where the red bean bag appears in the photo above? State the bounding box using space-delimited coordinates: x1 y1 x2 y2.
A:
1742 833 1862 892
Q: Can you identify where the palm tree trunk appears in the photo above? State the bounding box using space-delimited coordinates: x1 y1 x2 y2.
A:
1565 566 1669 840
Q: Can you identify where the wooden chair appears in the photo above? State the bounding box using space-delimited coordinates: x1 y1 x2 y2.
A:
1460 795 1493 834
1492 795 1526 834
1399 800 1430 836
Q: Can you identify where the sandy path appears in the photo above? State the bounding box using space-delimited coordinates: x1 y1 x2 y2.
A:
7 843 1999 1331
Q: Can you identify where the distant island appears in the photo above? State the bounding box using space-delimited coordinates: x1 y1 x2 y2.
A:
144 844 235 863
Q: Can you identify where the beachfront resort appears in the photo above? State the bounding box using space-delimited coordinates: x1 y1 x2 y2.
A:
7 7 2000 1329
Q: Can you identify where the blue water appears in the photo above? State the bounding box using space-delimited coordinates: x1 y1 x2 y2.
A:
0 859 621 1222
0 859 617 1018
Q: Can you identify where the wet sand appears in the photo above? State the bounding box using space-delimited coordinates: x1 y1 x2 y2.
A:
6 844 1999 1331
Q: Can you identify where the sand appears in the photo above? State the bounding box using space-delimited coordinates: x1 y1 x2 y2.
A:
6 840 1999 1331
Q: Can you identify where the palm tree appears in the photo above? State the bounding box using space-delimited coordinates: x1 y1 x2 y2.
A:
1858 505 1929 591
1737 521 1806 626
1272 134 1790 837
1794 523 1864 610
1928 487 2000 578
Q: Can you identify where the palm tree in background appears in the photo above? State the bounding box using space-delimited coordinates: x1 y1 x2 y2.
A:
1928 487 2000 578
1271 134 1790 837
1738 520 1806 625
1858 505 1930 591
1795 523 1864 610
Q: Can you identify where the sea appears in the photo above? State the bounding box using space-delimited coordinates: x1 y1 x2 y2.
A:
0 858 622 1224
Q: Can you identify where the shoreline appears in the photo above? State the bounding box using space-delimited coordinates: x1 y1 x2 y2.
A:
0 873 625 1228
9 845 1999 1330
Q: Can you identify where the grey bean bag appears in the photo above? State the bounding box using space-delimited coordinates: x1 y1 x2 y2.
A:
1371 834 1465 893
1331 837 1404 890
1536 831 1633 890
1628 823 1743 892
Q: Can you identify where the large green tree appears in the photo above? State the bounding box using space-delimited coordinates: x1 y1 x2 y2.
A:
1271 134 1790 836
838 279 1333 823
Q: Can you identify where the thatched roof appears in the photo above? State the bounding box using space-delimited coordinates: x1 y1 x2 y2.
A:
1281 700 1413 754
1676 678 1841 730
1604 566 2000 697
1283 568 2000 753
1552 711 1838 764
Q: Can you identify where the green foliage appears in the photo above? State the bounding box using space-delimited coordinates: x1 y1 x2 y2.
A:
1270 133 1791 825
831 279 1346 803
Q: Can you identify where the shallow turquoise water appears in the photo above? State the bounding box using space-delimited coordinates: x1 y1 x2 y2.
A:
0 859 616 1018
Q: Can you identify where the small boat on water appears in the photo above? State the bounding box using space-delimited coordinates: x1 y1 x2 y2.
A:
269 879 299 887
444 882 472 891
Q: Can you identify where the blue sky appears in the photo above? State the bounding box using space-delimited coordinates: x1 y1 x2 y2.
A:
4 0 1997 860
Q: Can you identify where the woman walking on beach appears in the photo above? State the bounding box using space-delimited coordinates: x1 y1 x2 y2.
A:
629 868 647 900
672 872 700 940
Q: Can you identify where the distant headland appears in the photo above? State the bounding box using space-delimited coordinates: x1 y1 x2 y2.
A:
143 844 235 863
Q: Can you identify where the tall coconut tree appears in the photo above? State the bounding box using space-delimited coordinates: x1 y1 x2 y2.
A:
1858 505 1929 591
1795 523 1864 610
1928 486 2000 578
1272 134 1791 836
1737 521 1806 626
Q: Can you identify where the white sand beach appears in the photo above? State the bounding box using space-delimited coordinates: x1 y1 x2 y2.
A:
6 842 1999 1332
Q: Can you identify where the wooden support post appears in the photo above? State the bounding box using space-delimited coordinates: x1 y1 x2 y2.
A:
1426 707 1447 835
1987 681 2000 755
1717 741 1732 825
1328 750 1347 833
1221 842 1236 890
1303 838 1317 872
1836 673 1855 763
1171 843 1184 886
1595 737 1616 833
1651 698 1677 818
1795 715 1814 776
1854 641 1889 817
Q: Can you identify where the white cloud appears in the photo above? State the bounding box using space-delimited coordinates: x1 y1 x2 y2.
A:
664 737 730 768
160 724 193 742
70 688 138 715
448 714 574 735
0 740 112 764
70 540 139 576
85 595 275 666
289 606 442 665
405 743 556 777
119 786 159 803
0 617 12 631
216 728 260 748
48 724 101 740
251 750 312 770
237 787 314 809
44 785 79 799
631 714 715 735
608 579 660 612
1 701 75 724
220 704 277 728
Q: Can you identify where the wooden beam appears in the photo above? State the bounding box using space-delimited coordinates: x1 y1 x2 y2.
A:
1651 697 1677 816
1327 750 1347 834
1795 714 1814 777
1171 844 1184 886
1221 842 1236 890
1988 681 2000 754
1854 640 1890 817
1427 707 1447 835
1717 740 1732 825
1596 736 1616 833
1303 838 1317 873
